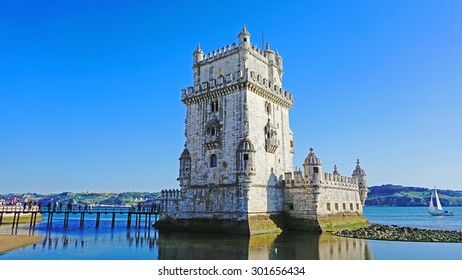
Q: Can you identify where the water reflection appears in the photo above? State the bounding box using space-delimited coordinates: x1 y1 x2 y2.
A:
126 230 157 249
0 223 372 260
156 231 372 260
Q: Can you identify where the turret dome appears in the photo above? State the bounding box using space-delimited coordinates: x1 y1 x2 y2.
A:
179 148 191 160
238 138 255 152
304 147 322 165
352 159 366 176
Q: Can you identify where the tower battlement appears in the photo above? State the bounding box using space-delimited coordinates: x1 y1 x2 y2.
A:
181 68 293 108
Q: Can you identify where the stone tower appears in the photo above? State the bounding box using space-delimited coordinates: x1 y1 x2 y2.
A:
180 25 294 189
156 27 369 234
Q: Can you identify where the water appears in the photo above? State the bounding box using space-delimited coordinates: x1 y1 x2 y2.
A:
1 207 461 260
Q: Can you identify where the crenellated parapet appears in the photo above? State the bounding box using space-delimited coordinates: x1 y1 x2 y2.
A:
193 42 282 72
284 171 359 190
193 43 239 67
322 173 359 190
181 68 293 108
160 189 181 214
247 70 293 108
181 68 246 102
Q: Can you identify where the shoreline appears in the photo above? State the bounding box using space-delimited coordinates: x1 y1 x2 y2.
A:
0 213 43 224
0 234 44 254
334 223 462 243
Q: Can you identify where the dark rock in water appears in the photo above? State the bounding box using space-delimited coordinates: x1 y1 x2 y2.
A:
333 223 462 243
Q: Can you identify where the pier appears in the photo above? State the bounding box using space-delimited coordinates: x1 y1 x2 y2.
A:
0 205 160 229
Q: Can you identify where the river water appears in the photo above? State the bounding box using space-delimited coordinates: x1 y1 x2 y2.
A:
0 206 461 260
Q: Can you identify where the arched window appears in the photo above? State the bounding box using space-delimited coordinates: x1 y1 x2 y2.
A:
210 154 217 168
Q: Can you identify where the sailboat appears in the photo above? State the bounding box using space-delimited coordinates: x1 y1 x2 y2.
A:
428 187 454 216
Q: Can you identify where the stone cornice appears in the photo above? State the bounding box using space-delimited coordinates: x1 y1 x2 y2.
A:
182 81 293 109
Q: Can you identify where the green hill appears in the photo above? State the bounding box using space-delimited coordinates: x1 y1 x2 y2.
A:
366 184 462 206
0 191 161 206
3 185 462 207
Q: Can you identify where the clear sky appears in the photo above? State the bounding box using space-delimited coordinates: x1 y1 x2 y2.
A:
1 0 461 194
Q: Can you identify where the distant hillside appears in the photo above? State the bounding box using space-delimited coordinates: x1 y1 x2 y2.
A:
3 185 462 207
366 184 462 206
0 191 161 206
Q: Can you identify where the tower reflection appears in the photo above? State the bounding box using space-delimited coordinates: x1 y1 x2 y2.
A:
156 231 372 260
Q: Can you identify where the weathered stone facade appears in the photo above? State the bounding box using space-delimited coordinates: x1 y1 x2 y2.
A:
155 27 369 234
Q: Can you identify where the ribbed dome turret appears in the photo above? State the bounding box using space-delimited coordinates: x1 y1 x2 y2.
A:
352 159 366 176
179 148 191 160
304 147 322 165
238 138 255 152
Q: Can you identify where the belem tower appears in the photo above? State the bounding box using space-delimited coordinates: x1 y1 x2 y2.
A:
155 27 369 235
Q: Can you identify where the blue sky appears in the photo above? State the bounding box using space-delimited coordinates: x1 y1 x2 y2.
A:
1 0 461 193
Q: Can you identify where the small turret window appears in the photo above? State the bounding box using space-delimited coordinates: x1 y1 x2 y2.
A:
210 154 217 168
313 167 319 173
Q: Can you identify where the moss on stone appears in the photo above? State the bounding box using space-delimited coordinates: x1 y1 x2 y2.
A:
318 214 369 232
247 215 283 235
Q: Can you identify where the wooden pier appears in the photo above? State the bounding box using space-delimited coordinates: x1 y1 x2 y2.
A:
0 205 160 229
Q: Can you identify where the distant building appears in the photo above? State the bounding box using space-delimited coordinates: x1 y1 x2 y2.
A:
156 27 369 234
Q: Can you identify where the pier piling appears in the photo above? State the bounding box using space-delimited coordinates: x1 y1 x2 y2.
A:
29 212 34 227
96 213 101 228
80 213 85 228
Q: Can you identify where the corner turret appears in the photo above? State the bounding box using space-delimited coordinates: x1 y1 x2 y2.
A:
238 25 251 48
193 44 204 65
178 147 191 187
352 159 368 205
303 147 323 185
237 138 256 181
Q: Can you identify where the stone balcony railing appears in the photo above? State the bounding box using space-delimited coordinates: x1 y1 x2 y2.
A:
265 137 278 153
204 135 220 149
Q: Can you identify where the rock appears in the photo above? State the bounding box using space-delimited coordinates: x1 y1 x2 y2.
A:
333 224 462 243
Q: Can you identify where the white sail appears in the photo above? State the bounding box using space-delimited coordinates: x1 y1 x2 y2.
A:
434 188 443 210
428 190 435 212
